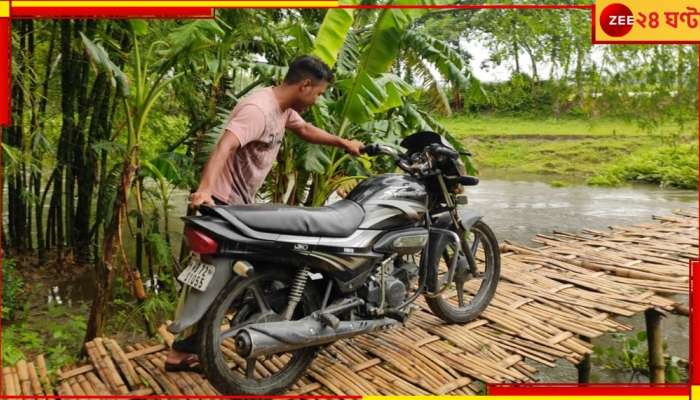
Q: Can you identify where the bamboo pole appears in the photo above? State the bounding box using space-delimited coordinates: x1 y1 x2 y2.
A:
645 308 666 383
576 336 591 383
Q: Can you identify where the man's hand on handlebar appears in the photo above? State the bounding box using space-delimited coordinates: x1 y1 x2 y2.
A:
361 143 401 158
342 139 364 156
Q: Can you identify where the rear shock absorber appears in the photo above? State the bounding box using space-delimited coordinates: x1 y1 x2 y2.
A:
283 266 310 320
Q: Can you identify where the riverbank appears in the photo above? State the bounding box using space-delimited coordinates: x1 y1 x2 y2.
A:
440 115 698 189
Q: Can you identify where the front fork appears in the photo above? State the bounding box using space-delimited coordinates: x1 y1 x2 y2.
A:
435 175 480 278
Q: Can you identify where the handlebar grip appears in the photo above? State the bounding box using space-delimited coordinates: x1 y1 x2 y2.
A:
445 175 479 186
361 144 381 156
457 176 479 186
434 146 459 159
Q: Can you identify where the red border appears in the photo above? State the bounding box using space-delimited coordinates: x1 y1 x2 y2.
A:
11 7 214 18
0 2 698 399
0 17 8 126
488 384 691 396
692 260 698 384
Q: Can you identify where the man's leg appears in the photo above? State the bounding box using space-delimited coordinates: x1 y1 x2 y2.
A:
165 282 201 369
166 326 200 367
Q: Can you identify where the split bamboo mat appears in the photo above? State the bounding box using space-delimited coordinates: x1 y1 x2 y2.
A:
3 210 694 397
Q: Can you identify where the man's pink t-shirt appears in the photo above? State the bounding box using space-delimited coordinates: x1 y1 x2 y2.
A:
210 87 306 205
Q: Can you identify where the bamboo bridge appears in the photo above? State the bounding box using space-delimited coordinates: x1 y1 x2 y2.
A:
3 210 695 397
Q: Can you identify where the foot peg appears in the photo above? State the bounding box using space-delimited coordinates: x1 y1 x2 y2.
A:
384 309 409 324
319 313 340 329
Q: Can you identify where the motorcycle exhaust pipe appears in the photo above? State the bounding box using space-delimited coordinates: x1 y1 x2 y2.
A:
234 317 399 359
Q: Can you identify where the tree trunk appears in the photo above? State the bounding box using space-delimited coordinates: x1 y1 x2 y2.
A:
511 18 520 74
55 19 77 251
25 19 37 253
7 20 28 250
574 45 584 107
71 20 98 260
523 43 538 81
83 158 135 344
75 70 107 262
34 21 57 261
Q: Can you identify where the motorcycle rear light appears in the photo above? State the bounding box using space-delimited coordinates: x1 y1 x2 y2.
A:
185 227 218 254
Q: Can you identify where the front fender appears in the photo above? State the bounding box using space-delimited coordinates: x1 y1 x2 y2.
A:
167 257 235 334
458 206 482 231
431 207 482 231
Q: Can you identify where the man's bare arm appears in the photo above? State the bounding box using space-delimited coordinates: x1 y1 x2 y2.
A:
190 131 241 207
291 123 363 156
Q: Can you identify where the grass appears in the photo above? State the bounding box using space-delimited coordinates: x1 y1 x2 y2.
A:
440 114 695 138
439 114 698 189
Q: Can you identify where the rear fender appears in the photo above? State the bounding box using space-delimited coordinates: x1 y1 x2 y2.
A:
167 257 236 334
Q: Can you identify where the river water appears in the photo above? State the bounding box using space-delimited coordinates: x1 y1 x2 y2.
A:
465 170 695 383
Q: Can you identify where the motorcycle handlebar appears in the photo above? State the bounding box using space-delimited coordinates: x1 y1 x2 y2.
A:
360 144 379 156
360 144 401 158
361 144 415 173
427 143 459 159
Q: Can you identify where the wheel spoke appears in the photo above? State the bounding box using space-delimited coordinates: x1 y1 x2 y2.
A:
470 233 481 257
246 358 257 378
220 326 240 340
456 280 465 307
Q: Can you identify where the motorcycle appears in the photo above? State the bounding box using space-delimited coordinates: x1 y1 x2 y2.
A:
170 131 501 394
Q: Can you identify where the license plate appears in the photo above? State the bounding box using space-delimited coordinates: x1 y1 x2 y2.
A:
177 261 216 292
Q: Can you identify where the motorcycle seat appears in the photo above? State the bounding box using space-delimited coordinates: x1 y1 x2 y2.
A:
218 199 365 238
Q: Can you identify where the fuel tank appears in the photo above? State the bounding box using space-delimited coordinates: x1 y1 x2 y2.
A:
347 174 427 229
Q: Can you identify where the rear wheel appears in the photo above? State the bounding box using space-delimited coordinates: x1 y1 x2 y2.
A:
198 268 320 395
425 220 500 323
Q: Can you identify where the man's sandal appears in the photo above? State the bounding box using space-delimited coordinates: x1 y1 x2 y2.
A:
164 354 202 373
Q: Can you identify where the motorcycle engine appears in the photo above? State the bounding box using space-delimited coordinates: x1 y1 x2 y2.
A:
363 259 418 309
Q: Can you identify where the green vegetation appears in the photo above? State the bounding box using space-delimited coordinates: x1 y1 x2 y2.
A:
593 331 687 383
2 258 24 321
589 144 698 189
2 300 87 371
442 115 694 138
441 115 697 189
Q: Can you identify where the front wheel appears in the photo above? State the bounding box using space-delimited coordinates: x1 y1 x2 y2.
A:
198 268 320 395
425 220 501 323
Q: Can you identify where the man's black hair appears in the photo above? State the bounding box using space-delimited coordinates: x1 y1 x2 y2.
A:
284 55 334 85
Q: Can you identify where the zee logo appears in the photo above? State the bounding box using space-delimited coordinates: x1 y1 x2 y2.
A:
600 3 635 37
609 15 634 26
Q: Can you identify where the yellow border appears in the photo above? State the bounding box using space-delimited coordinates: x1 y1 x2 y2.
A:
12 0 337 6
0 1 9 16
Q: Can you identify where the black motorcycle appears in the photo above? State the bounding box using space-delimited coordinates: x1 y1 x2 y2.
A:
170 131 501 395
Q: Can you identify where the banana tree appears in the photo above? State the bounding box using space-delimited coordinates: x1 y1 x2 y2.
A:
301 0 473 205
186 6 475 206
81 19 223 344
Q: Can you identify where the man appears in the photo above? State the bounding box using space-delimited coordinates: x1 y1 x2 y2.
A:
165 55 364 372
